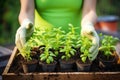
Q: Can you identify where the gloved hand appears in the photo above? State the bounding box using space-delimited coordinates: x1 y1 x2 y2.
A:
81 21 99 61
15 19 34 51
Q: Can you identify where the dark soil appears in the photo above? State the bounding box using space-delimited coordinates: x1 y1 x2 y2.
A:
8 45 120 73
8 54 120 73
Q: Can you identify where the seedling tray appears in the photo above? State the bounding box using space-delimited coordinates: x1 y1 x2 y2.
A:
2 46 120 80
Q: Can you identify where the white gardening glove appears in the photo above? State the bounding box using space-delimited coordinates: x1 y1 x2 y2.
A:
81 22 99 61
15 19 34 51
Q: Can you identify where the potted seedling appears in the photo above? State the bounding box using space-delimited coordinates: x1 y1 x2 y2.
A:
20 42 38 73
18 26 49 73
98 34 119 70
59 24 78 71
19 27 45 73
39 30 57 72
51 27 65 61
76 36 93 72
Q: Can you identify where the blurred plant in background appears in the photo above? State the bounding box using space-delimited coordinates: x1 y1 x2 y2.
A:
0 0 20 45
0 0 120 45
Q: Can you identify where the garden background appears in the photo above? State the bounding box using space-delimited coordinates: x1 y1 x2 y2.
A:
0 0 120 46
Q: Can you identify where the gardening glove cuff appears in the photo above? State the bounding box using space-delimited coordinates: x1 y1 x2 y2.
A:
81 21 99 61
15 19 34 51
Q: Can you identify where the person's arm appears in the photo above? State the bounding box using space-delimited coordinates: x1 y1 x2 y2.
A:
81 0 99 61
81 0 97 26
19 0 35 24
15 0 35 51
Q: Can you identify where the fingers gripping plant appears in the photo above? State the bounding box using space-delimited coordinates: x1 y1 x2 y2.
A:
20 27 45 60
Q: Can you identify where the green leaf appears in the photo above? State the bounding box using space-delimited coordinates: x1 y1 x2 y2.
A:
105 51 112 56
60 49 65 52
70 50 75 56
99 46 107 51
48 56 54 62
80 47 85 52
46 58 50 64
50 53 56 57
80 54 85 57
76 44 81 48
39 47 45 50
67 54 71 58
55 51 58 56
61 56 66 59
40 56 47 61
40 54 45 58
81 57 87 63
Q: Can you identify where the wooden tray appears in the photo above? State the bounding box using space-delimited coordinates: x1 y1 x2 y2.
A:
2 47 120 80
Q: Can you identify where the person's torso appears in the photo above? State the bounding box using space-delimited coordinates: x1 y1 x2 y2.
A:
35 0 83 33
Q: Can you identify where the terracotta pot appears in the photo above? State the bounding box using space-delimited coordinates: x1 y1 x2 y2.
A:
97 15 119 33
76 59 91 72
99 21 118 33
94 22 101 30
39 61 57 72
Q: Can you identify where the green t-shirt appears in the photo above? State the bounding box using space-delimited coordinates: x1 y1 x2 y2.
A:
35 0 83 33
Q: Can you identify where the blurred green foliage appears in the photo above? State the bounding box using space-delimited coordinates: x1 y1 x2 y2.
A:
0 0 20 45
0 0 120 45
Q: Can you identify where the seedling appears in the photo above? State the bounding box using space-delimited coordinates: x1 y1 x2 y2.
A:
20 27 44 60
77 36 92 63
39 30 56 64
60 24 78 61
99 33 119 59
51 27 65 56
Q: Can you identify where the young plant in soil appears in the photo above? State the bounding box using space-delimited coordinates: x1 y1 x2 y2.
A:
19 27 51 73
59 24 78 71
39 30 57 72
99 34 119 59
98 33 119 69
51 27 65 59
20 26 47 60
76 36 93 71
80 36 93 62
19 38 40 73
